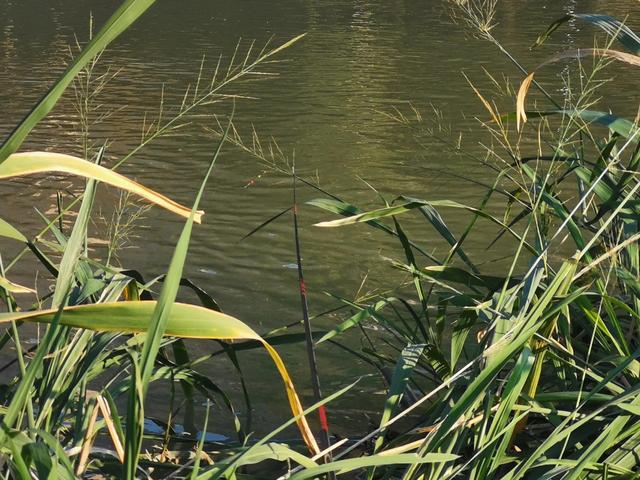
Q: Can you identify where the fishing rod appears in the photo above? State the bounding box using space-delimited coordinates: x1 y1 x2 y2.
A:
291 165 334 467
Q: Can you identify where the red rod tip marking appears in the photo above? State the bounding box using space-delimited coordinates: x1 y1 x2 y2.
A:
318 405 330 432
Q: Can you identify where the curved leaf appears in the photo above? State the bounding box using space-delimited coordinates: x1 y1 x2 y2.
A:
540 48 640 68
0 300 319 454
374 344 425 453
315 198 538 255
0 302 254 339
0 275 34 294
0 152 202 222
314 200 429 227
308 198 440 263
316 299 390 344
534 14 640 55
420 265 513 291
227 442 318 469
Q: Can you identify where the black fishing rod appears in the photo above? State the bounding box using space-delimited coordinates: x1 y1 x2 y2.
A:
291 165 334 467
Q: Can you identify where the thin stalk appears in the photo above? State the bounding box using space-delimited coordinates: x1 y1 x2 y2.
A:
5 36 304 275
487 32 562 109
0 254 35 432
292 166 333 469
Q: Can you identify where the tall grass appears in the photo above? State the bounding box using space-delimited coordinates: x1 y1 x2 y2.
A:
299 8 640 480
0 1 317 477
2 1 640 479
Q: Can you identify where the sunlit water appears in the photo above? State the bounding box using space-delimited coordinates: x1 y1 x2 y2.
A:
0 0 638 436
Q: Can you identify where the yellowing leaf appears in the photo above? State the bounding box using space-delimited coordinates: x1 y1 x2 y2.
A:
465 73 500 126
516 73 535 132
0 301 319 455
1 152 203 223
261 341 320 454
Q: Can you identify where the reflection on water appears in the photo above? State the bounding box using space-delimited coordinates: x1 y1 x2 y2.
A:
0 0 638 434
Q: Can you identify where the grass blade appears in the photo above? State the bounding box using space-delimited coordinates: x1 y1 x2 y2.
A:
0 0 157 162
0 152 202 222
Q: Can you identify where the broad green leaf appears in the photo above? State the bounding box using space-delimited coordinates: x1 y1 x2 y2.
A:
0 0 157 162
289 453 458 479
314 200 426 227
421 265 511 291
0 300 319 454
0 152 202 222
52 156 99 308
374 344 425 453
402 196 477 272
571 110 639 138
222 443 317 470
616 404 640 416
574 165 616 204
0 217 27 243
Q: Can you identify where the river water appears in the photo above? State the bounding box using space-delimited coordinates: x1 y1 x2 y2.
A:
0 0 638 436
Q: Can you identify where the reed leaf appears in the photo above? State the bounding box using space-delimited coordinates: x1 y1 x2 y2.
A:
0 300 319 454
505 109 637 138
316 299 390 344
0 152 202 222
316 199 538 255
0 275 34 294
288 453 457 479
0 217 27 243
308 197 440 263
533 13 640 55
373 344 425 454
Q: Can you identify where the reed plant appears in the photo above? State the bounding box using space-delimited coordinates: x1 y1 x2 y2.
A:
0 1 318 477
297 8 640 480
2 0 640 479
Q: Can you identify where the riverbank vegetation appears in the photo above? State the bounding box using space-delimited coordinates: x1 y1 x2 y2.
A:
1 0 640 478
